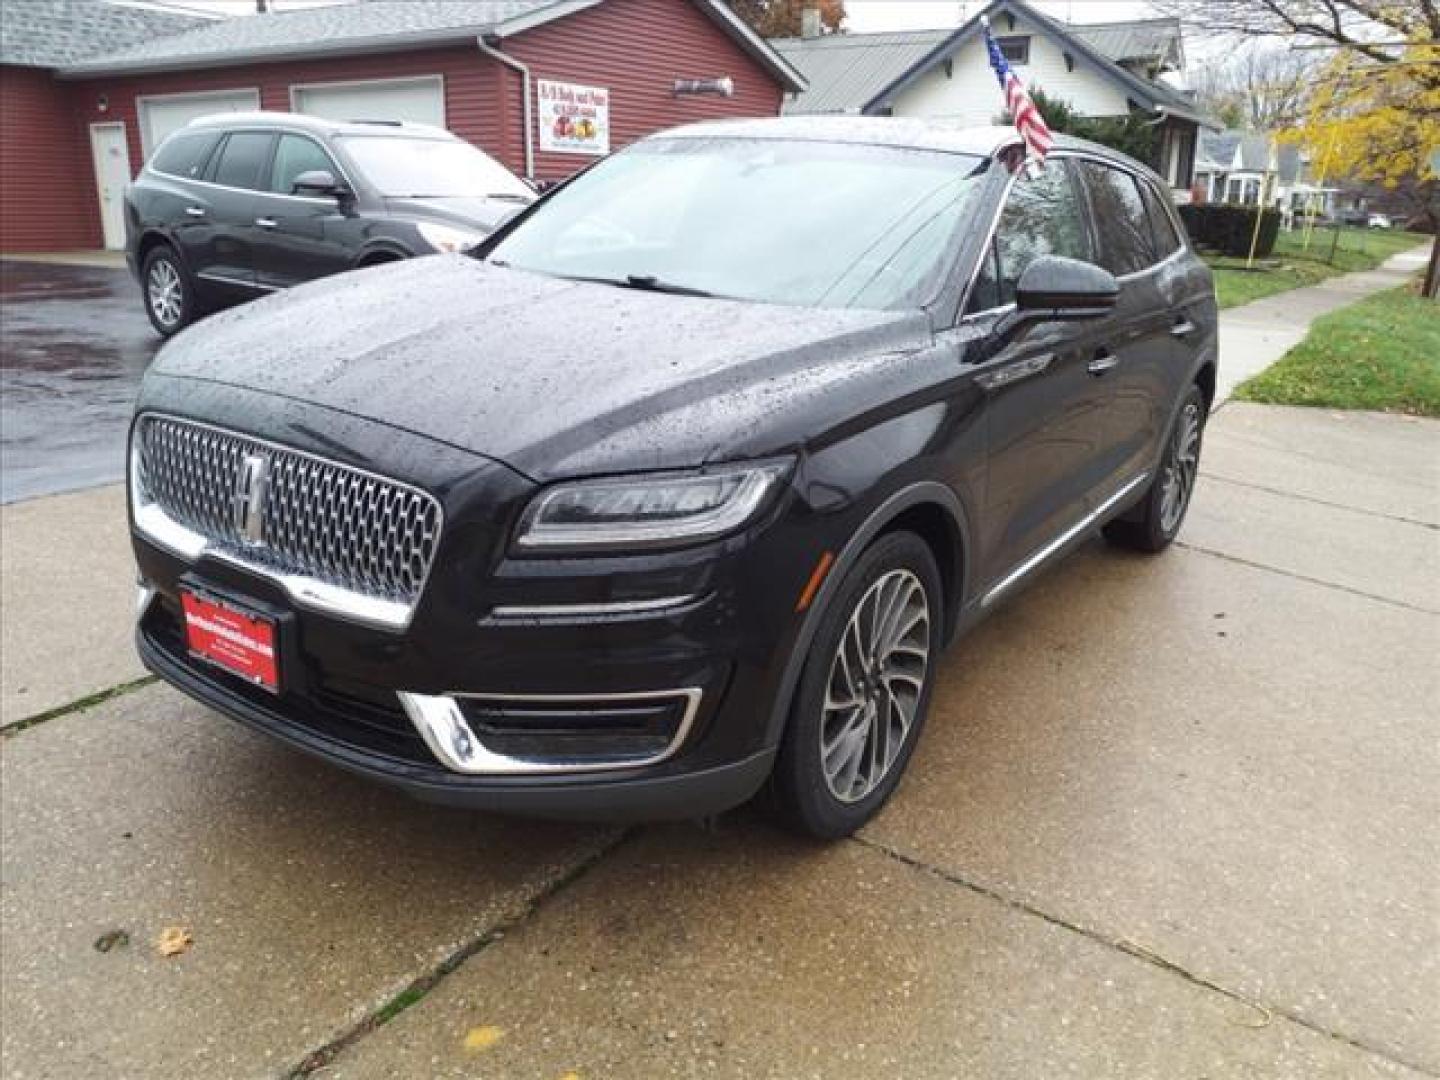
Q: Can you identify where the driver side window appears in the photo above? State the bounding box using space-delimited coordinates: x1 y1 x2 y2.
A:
967 158 1090 314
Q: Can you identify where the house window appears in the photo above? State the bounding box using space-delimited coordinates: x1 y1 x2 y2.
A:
998 36 1030 65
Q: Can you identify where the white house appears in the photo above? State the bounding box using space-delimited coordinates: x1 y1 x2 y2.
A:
774 0 1207 197
1194 130 1345 222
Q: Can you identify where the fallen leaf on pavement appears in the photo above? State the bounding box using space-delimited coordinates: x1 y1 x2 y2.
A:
462 1025 504 1051
156 926 193 957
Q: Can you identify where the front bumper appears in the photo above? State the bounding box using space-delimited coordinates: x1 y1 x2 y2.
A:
137 616 776 819
125 391 834 821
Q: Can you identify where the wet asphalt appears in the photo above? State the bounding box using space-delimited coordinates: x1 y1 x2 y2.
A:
0 260 161 504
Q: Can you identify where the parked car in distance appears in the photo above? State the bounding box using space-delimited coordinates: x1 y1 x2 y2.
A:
1367 213 1393 230
129 118 1218 838
125 111 534 335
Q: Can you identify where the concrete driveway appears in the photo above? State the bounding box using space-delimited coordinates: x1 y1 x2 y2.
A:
3 400 1436 1078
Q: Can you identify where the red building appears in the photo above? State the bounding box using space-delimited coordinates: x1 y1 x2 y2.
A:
1 0 804 253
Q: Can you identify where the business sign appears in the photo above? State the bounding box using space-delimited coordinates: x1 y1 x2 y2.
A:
537 80 610 156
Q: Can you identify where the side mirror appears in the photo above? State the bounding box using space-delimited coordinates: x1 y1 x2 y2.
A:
993 255 1119 347
1016 255 1119 315
291 169 348 198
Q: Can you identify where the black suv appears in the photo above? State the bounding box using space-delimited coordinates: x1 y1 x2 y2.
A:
124 112 533 335
129 118 1216 838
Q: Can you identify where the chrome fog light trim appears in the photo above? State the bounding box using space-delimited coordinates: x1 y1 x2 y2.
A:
397 688 703 776
487 594 702 620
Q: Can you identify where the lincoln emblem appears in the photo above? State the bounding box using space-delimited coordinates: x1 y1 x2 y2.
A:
234 453 270 546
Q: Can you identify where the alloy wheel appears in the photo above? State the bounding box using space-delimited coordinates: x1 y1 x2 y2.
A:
1159 400 1201 534
819 568 931 803
147 259 183 328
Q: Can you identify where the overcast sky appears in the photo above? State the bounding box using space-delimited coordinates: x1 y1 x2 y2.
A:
844 1 1157 32
164 0 1164 27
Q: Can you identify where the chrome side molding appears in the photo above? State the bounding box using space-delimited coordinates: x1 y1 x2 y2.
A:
981 472 1150 608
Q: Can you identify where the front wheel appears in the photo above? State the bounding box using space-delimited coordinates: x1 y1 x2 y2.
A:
141 246 197 337
1104 383 1206 553
771 531 942 839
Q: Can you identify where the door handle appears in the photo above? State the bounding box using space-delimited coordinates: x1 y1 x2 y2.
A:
184 206 205 217
255 217 277 229
1171 317 1197 338
1087 350 1120 376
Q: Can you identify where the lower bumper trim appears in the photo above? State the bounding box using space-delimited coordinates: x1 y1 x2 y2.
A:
137 626 772 822
397 688 702 776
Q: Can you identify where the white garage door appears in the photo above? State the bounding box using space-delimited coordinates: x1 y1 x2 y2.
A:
291 77 445 128
138 89 260 159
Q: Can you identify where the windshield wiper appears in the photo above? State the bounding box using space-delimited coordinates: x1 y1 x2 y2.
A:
537 272 719 298
618 274 715 297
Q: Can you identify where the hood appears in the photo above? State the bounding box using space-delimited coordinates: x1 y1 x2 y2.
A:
147 256 933 479
384 195 531 236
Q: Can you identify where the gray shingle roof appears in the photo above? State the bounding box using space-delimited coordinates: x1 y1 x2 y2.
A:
58 0 559 74
1069 17 1182 71
774 1 1206 125
54 0 805 90
0 0 213 69
1197 131 1241 171
772 29 948 115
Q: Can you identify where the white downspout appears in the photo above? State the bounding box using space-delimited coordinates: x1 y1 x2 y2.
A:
477 35 534 182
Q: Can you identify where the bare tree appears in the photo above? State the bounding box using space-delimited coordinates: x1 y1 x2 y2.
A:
1188 43 1317 129
1153 0 1440 99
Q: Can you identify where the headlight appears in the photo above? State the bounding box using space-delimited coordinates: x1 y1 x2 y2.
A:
514 462 791 553
416 221 485 254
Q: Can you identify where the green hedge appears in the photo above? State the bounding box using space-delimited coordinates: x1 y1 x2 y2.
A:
1178 204 1282 257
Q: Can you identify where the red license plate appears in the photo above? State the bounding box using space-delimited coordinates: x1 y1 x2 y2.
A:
180 589 280 693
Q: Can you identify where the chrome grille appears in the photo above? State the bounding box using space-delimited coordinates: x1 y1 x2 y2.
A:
135 416 442 617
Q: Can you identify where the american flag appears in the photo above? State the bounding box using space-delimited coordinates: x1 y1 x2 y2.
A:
982 16 1054 164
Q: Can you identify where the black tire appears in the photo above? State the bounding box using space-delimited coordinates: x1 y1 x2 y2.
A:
1103 383 1206 553
771 531 942 839
141 245 197 337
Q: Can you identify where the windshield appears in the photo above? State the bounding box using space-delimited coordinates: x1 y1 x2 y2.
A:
486 138 990 310
338 135 533 199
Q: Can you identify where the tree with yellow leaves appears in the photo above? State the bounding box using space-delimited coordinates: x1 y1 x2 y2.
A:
1289 41 1439 294
1291 44 1439 229
1157 0 1438 293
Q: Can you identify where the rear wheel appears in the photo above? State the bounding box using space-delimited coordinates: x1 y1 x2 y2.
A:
142 246 196 337
1103 384 1205 553
771 531 941 839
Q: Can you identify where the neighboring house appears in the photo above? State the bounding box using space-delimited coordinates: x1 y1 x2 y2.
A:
1194 129 1342 220
773 0 1207 198
0 0 805 253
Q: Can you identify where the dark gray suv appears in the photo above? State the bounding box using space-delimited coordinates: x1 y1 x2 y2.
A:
124 111 533 335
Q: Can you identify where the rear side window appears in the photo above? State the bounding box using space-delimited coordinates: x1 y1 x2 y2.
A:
968 158 1089 311
150 132 220 179
1077 161 1155 276
1140 180 1184 260
269 134 337 195
208 131 274 191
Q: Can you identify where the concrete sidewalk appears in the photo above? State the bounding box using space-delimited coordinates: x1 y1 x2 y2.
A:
0 249 128 270
1216 242 1433 403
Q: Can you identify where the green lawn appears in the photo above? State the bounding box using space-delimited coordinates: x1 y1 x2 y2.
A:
1205 227 1429 309
1235 284 1440 417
